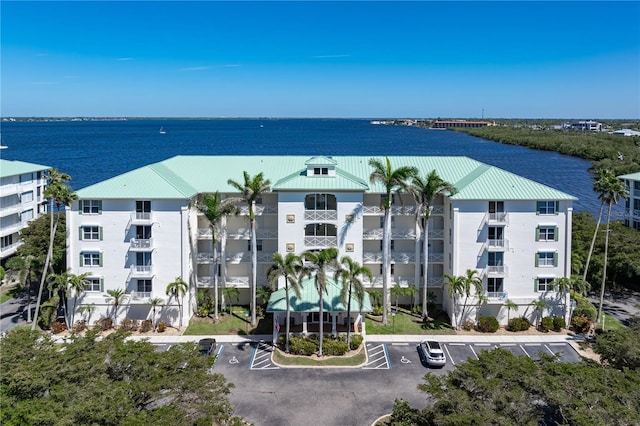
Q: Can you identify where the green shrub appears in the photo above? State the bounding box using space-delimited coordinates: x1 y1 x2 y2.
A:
508 317 531 332
289 336 318 356
349 334 363 350
462 320 475 331
139 319 153 333
571 315 591 333
195 307 210 317
477 315 499 333
371 306 383 316
573 296 597 322
553 316 566 331
539 316 554 332
322 339 349 356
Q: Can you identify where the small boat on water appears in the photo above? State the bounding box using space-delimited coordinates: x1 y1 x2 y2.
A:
159 127 166 134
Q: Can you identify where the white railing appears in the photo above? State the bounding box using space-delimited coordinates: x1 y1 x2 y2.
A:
130 212 153 223
197 277 214 288
225 251 276 263
223 277 267 287
487 211 508 223
0 203 21 215
129 291 151 301
304 236 337 247
304 210 338 221
130 265 153 276
130 238 153 250
485 265 508 276
227 228 278 239
197 228 212 239
238 205 277 215
0 241 22 254
1 183 22 196
0 222 23 237
487 238 508 249
197 252 219 263
485 291 508 301
363 276 416 287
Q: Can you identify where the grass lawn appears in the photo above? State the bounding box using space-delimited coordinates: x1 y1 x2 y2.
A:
599 313 627 332
184 307 273 335
0 285 23 305
273 346 366 366
366 308 455 335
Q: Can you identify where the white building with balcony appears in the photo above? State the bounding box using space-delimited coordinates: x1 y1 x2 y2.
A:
620 171 640 232
0 159 50 260
67 155 576 328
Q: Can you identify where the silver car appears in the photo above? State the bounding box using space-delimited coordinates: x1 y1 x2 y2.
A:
417 340 446 367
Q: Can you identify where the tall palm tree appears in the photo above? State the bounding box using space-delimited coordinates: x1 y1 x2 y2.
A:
222 285 239 314
409 170 456 321
166 276 189 328
149 297 163 330
368 157 417 325
268 252 304 353
6 254 37 322
458 269 483 325
583 168 616 281
303 247 338 357
504 299 518 324
105 288 129 327
597 176 628 324
334 256 371 349
228 171 271 326
67 272 90 327
444 274 465 329
390 283 406 311
197 191 239 321
33 169 77 331
47 270 72 327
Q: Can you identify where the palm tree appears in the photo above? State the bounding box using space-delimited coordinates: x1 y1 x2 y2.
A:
504 299 518 324
409 170 456 320
303 247 338 357
47 270 72 327
390 283 406 311
268 252 304 353
444 274 465 329
583 168 615 282
256 286 273 316
222 285 239 314
166 277 189 329
597 175 628 325
530 298 548 328
334 256 371 349
227 171 271 327
149 297 163 330
32 169 77 331
105 288 129 327
6 254 37 322
368 157 418 325
67 272 90 327
197 191 239 321
404 286 419 311
458 269 483 326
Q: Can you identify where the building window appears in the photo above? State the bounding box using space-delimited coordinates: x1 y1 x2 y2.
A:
84 278 102 292
488 226 504 244
304 193 336 210
536 251 557 267
1 235 14 249
379 264 395 275
380 240 394 251
537 226 557 241
305 223 337 237
81 226 102 241
310 312 330 322
489 201 504 213
21 191 34 203
537 201 558 215
81 252 102 267
488 252 503 266
248 239 263 251
136 225 152 239
137 279 152 293
313 167 328 176
82 200 102 214
21 209 34 222
536 277 555 292
488 278 503 293
136 252 152 266
136 200 151 212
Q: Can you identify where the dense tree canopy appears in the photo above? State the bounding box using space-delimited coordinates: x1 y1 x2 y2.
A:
0 329 244 425
389 349 640 425
14 213 67 276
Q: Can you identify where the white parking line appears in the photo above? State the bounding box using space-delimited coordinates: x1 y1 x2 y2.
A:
469 345 479 360
520 344 531 358
443 344 455 366
363 343 390 369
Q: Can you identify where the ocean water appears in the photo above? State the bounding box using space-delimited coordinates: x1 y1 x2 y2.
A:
0 119 605 216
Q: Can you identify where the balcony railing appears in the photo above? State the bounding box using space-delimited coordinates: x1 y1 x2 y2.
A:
197 228 212 239
485 265 508 276
130 212 153 224
362 251 444 263
227 228 278 239
633 208 640 218
486 211 508 224
485 291 508 301
304 236 337 247
130 265 153 277
486 238 508 250
304 210 337 221
223 277 268 287
197 252 220 264
0 203 21 216
226 251 276 263
362 228 417 239
238 205 277 215
130 238 153 251
129 291 151 301
197 276 214 288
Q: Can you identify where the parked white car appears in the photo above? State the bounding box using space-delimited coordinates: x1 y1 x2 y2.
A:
417 340 446 367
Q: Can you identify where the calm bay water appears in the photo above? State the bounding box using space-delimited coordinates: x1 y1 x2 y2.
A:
1 119 604 216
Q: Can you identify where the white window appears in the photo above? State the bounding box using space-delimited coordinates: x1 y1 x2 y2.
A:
21 191 34 203
537 226 557 241
536 251 557 267
21 209 34 222
84 278 102 292
537 201 557 215
305 193 336 210
82 252 101 267
313 167 328 175
488 278 503 293
137 279 152 292
536 277 555 292
81 226 101 241
82 200 102 214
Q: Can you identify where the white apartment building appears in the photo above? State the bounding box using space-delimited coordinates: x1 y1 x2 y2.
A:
620 171 640 231
67 155 576 328
0 159 50 260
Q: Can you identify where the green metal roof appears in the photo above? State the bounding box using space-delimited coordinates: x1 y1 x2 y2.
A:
0 159 50 178
267 276 372 313
619 171 640 180
76 155 576 201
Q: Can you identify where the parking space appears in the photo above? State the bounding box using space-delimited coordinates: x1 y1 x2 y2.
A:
443 342 476 365
250 341 280 370
362 342 390 369
211 342 256 372
441 342 581 366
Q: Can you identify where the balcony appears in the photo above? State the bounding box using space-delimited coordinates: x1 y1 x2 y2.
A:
0 203 21 216
238 205 277 215
486 211 508 224
362 228 417 240
129 291 151 301
130 265 153 277
485 291 508 302
304 236 337 247
197 252 220 264
485 265 508 276
224 276 268 288
197 276 215 288
305 210 337 221
130 212 153 225
226 251 276 263
486 238 508 251
227 228 278 239
197 228 212 239
362 276 417 287
363 251 443 264
130 238 153 251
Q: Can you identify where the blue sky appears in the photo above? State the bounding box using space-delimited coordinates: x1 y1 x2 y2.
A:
2 1 639 118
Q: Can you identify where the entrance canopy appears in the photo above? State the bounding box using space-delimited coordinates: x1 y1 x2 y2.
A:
266 276 372 313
